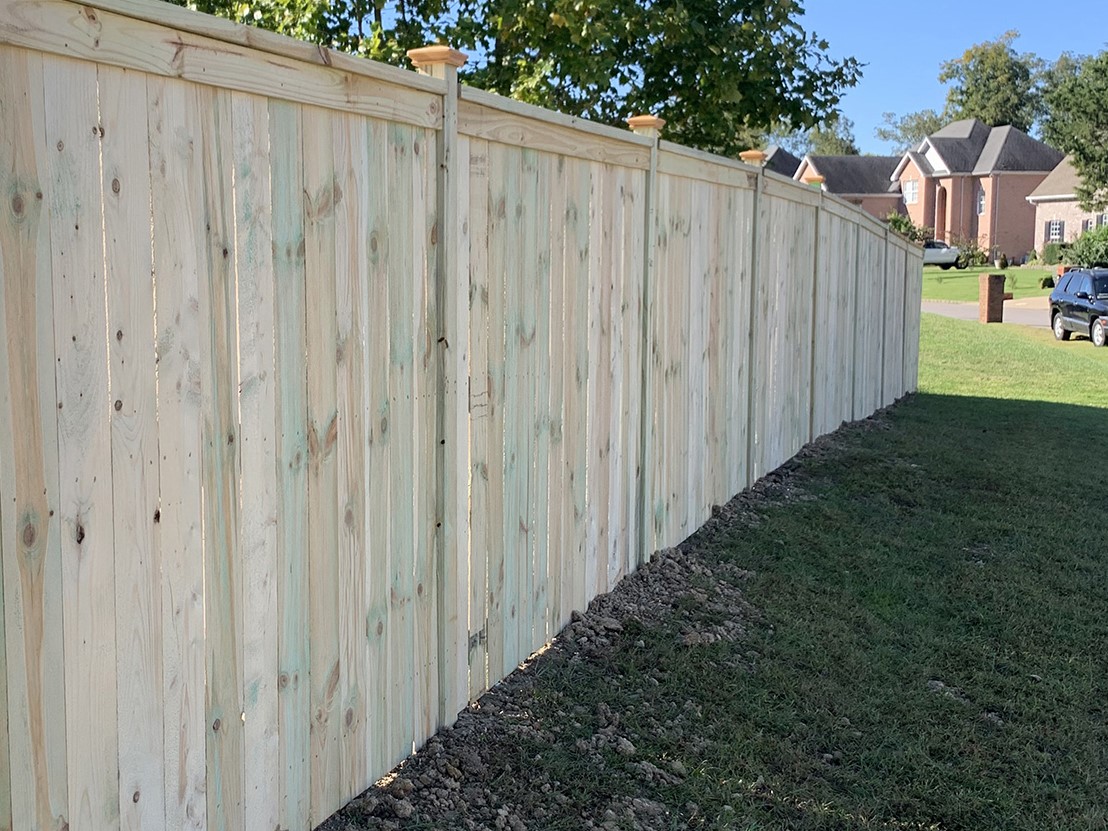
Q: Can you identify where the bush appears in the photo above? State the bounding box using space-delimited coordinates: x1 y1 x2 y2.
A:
1039 276 1055 289
951 234 989 267
1042 242 1066 265
1066 224 1108 267
885 212 933 243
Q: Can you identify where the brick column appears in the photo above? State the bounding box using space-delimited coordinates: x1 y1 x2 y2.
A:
978 273 1005 323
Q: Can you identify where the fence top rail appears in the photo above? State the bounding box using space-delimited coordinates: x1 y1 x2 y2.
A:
459 86 654 152
58 0 446 95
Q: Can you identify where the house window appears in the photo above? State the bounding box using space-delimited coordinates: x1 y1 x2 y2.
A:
1082 218 1095 233
904 179 919 205
1100 214 1108 228
976 185 986 216
1048 219 1064 242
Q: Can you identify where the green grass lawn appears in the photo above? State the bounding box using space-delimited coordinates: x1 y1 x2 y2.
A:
922 265 1055 302
341 314 1108 831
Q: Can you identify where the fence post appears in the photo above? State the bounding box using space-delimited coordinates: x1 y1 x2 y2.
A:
807 181 823 443
407 44 470 729
627 114 664 567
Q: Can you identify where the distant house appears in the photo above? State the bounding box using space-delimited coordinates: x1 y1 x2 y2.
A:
891 119 1063 260
1026 156 1108 253
764 145 801 178
792 155 903 220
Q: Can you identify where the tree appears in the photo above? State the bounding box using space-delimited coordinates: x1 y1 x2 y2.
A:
767 113 858 157
1039 52 1087 153
170 0 862 158
1038 50 1108 210
938 31 1041 131
874 109 944 152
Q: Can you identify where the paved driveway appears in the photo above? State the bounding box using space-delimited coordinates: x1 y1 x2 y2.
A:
921 296 1049 328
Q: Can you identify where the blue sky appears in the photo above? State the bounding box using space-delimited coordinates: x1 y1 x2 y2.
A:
799 0 1108 155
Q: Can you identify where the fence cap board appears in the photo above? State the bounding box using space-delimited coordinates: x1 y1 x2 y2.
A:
77 0 445 94
657 148 756 190
458 97 651 169
460 86 653 149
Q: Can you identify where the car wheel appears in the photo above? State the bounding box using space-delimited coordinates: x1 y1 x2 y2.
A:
954 259 967 270
1093 318 1107 348
1053 313 1070 341
940 263 952 270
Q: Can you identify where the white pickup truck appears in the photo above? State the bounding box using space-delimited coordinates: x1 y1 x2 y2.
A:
922 240 965 270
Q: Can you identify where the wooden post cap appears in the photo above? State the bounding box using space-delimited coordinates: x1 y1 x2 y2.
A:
802 174 825 188
407 45 468 68
739 149 767 165
626 115 666 133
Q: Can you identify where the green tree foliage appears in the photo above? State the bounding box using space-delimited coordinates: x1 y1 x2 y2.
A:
170 0 862 158
1039 51 1108 209
768 113 858 157
938 31 1041 132
1067 224 1108 266
874 109 944 152
885 211 932 243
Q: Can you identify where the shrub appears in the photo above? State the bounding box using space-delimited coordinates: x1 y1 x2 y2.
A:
1039 276 1055 289
1042 242 1065 265
1027 249 1040 265
1066 224 1108 267
951 234 988 267
885 212 933 243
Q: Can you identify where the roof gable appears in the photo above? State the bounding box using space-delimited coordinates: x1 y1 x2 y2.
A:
764 145 802 178
972 126 1064 174
1027 156 1081 201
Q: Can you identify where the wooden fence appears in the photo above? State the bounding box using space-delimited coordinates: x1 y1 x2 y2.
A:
0 1 923 829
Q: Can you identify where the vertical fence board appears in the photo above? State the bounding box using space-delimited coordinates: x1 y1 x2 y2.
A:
268 98 310 831
0 45 70 831
364 117 393 778
99 62 166 831
545 155 567 634
412 125 438 747
231 90 279 831
463 137 490 700
196 84 244 831
149 75 207 831
43 53 119 831
385 121 417 767
303 107 341 824
333 111 369 802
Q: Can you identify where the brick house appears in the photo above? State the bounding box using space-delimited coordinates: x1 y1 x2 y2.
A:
891 119 1063 261
1026 155 1108 253
792 155 903 219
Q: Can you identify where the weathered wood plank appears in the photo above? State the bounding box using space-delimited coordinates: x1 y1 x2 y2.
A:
98 62 165 831
302 106 341 825
149 73 207 831
0 0 442 129
42 52 119 831
0 44 70 831
268 98 310 831
230 90 279 831
545 154 567 634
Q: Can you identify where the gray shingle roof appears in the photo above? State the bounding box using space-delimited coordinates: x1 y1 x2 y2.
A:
1027 156 1081 201
972 125 1064 174
806 155 903 195
920 118 1062 175
764 145 801 178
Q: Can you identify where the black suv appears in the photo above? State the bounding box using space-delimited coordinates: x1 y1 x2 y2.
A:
1050 268 1108 347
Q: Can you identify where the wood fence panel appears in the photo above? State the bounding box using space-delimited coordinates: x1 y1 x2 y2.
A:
99 63 165 831
0 11 924 830
0 45 70 831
